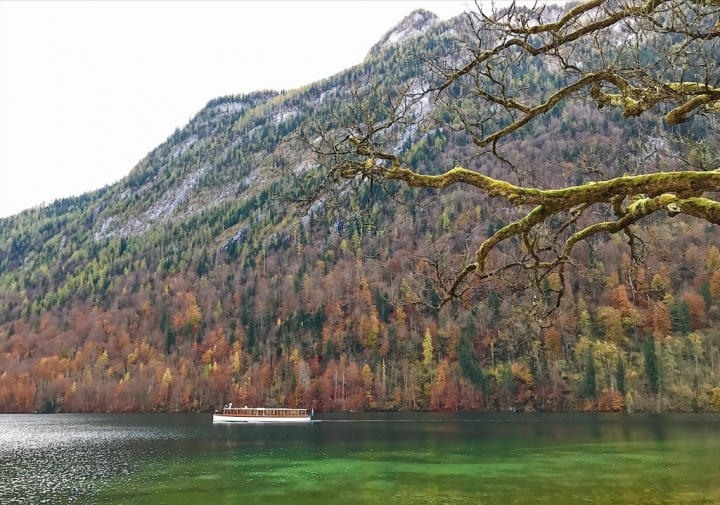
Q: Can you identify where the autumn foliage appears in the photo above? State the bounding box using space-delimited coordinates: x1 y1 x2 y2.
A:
1 211 719 414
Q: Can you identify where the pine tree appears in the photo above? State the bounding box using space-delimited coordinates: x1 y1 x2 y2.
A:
488 291 502 318
324 340 334 362
165 328 176 353
670 300 691 336
644 336 661 395
616 355 626 396
457 333 487 393
580 348 596 399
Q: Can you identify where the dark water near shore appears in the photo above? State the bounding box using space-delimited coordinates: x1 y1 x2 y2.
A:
1 412 719 504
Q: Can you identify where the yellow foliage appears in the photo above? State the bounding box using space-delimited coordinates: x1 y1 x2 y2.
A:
577 310 591 337
186 301 202 328
651 274 667 295
127 347 139 366
361 364 373 389
597 306 626 344
707 246 720 272
400 279 419 303
687 332 703 357
97 350 109 367
162 368 173 387
594 340 619 375
232 351 241 374
574 336 593 361
422 328 434 365
711 388 720 412
290 348 301 365
547 272 561 291
625 392 634 409
511 362 533 386
202 347 215 365
662 294 675 308
360 276 370 294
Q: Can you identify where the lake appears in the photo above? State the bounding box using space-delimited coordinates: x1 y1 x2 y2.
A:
1 412 719 504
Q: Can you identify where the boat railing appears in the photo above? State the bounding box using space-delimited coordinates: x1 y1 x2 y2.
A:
220 407 308 417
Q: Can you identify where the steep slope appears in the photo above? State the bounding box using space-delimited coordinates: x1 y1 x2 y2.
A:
0 8 719 414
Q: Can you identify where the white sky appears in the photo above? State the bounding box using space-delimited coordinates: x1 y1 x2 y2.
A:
0 1 485 218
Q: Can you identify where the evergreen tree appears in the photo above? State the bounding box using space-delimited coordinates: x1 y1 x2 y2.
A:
457 324 487 393
644 336 661 395
165 328 176 353
487 291 502 319
324 340 334 362
699 282 712 312
500 362 516 397
670 300 691 336
580 349 597 399
616 355 626 396
247 321 256 350
196 249 209 277
589 310 603 340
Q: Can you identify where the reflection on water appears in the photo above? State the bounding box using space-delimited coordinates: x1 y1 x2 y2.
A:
1 413 719 504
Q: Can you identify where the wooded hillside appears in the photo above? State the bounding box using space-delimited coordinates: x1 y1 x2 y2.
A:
1 6 719 413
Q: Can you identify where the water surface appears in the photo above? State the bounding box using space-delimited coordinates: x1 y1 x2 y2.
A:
1 412 719 504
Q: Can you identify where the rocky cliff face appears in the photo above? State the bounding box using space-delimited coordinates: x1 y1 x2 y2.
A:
82 10 448 247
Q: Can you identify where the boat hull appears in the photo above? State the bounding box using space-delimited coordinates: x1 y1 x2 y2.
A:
213 414 312 423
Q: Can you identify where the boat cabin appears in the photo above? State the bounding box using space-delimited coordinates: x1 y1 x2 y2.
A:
220 406 309 418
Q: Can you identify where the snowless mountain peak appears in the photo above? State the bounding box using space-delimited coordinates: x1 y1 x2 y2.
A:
368 9 440 57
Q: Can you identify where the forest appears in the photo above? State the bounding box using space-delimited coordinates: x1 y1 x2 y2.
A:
1 4 719 414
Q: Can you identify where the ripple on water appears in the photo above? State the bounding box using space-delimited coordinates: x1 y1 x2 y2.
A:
0 415 183 504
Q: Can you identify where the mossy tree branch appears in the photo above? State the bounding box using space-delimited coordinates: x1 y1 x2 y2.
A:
299 0 720 316
334 148 720 314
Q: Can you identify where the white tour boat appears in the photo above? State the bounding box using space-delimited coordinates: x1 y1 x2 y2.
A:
213 404 313 423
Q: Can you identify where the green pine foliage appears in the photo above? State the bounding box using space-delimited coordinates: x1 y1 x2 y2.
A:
580 350 597 400
644 337 661 396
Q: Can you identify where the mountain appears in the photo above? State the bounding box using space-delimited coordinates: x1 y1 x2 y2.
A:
1 9 719 414
367 9 439 56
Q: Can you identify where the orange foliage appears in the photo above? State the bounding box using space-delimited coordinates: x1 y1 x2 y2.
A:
683 292 706 330
609 285 634 318
544 326 562 358
597 390 625 412
644 303 672 337
430 359 458 411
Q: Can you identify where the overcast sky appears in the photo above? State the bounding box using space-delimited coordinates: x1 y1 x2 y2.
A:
0 1 483 218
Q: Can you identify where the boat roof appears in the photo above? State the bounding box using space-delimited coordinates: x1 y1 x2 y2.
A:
226 406 305 410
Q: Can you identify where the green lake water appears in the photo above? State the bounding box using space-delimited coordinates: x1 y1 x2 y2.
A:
1 413 719 504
